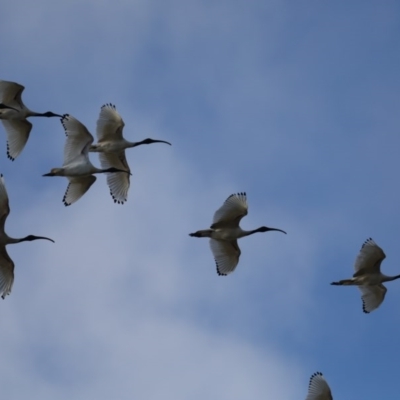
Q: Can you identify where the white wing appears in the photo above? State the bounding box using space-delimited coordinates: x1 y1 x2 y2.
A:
99 151 130 204
61 114 94 166
96 103 125 142
63 176 97 206
306 372 333 400
209 239 241 276
1 119 32 160
0 80 25 109
359 284 387 313
211 192 248 229
0 246 14 299
353 238 386 275
0 174 10 232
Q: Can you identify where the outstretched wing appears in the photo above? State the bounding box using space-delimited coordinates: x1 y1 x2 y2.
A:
306 372 333 400
353 238 386 276
98 151 130 204
211 192 248 229
96 103 125 142
0 174 10 232
63 176 97 206
358 284 387 313
1 119 32 160
209 239 241 276
61 114 94 166
0 80 25 108
0 247 14 299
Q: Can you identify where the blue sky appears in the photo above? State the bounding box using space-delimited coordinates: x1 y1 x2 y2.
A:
0 1 399 398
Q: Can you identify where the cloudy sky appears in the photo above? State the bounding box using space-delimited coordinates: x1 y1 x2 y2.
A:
0 1 399 398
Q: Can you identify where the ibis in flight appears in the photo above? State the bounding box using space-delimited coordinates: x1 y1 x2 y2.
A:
89 103 171 204
0 80 62 160
189 192 286 275
43 114 130 206
0 174 54 299
331 238 400 313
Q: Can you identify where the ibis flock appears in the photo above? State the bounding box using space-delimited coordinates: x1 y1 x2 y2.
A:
0 79 396 398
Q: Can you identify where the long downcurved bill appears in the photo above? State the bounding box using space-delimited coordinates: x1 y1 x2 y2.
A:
267 228 287 234
134 139 172 147
153 140 172 145
35 236 55 243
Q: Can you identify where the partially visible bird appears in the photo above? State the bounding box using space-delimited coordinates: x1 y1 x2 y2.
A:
43 114 130 206
0 174 54 299
306 372 333 400
189 192 286 275
89 103 171 204
0 80 62 160
331 238 400 313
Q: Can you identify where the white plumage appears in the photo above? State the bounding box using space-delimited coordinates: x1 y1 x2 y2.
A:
43 114 130 206
90 104 171 204
0 80 61 160
306 372 333 400
189 192 286 275
331 238 400 313
0 174 54 299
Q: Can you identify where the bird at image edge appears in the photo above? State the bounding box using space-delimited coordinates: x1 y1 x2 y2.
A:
89 103 171 204
189 192 286 275
0 80 62 161
331 238 400 313
0 174 54 299
306 372 333 400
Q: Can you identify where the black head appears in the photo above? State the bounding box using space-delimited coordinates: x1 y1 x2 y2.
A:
22 235 55 243
258 226 287 234
137 138 172 146
42 111 63 118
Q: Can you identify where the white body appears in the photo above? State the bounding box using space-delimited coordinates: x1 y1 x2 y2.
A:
0 80 59 160
0 175 53 298
89 104 171 204
90 104 131 204
91 138 132 153
46 115 104 205
332 238 400 313
190 192 286 275
209 227 250 241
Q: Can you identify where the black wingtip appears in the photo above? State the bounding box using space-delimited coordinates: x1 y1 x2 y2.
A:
309 372 324 387
362 301 370 314
6 144 15 161
216 262 228 276
102 103 116 109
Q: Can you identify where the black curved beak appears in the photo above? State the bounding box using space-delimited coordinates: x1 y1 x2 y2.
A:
268 228 287 234
36 236 55 243
153 140 172 146
135 139 172 147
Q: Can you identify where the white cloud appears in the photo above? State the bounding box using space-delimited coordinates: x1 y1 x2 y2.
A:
1 0 400 398
0 146 309 399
